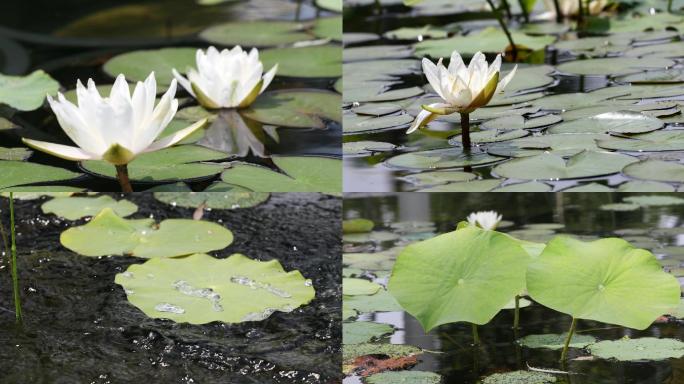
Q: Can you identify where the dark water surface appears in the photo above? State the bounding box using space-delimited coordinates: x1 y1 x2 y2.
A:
0 193 342 383
343 193 684 383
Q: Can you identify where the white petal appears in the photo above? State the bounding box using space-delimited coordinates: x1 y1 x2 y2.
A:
143 118 207 153
497 65 518 93
260 64 278 94
22 138 99 161
48 93 107 154
172 68 195 97
423 58 447 101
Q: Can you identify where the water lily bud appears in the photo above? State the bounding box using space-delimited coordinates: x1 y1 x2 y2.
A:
467 211 503 231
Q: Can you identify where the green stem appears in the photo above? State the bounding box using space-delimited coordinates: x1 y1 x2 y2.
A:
460 112 471 151
0 210 8 257
668 0 673 13
500 0 512 19
513 295 520 330
518 0 530 23
486 0 518 61
553 0 562 22
115 164 134 193
9 193 22 324
560 317 577 363
472 323 480 346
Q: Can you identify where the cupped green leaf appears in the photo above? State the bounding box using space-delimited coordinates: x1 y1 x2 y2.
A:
242 90 341 128
41 195 138 220
388 225 530 331
61 208 233 258
115 253 314 324
527 236 681 329
0 70 59 111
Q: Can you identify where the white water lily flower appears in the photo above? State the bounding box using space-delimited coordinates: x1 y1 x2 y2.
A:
543 0 608 17
172 46 278 109
467 211 503 231
407 51 517 133
22 73 206 165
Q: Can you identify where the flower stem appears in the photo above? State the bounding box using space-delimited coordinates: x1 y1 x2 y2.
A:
500 0 512 19
518 0 530 23
9 193 22 324
669 0 673 12
486 0 518 61
577 0 584 26
460 112 471 151
560 317 577 363
513 295 520 330
471 323 480 346
115 164 134 193
553 0 562 22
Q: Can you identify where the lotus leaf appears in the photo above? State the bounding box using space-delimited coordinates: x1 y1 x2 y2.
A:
588 337 684 361
343 321 394 344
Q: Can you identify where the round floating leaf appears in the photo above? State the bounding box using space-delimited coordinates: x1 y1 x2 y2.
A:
312 17 342 41
344 231 399 243
343 321 394 344
519 333 596 350
492 151 637 181
401 171 477 186
344 113 413 134
384 25 449 40
623 160 684 183
617 68 684 84
343 141 397 156
344 278 382 296
366 371 442 384
481 371 556 384
343 343 421 365
82 145 227 182
494 181 552 192
61 208 233 258
343 218 374 234
0 70 59 111
344 45 414 62
242 90 340 128
598 131 684 152
562 182 613 192
556 57 673 76
481 114 562 131
344 85 424 103
527 236 681 329
600 203 640 211
260 45 341 78
199 20 313 47
450 129 528 145
103 47 197 87
588 338 684 361
220 156 341 192
419 179 502 192
344 289 402 313
389 225 530 331
344 251 396 271
624 195 684 206
0 188 83 199
617 181 675 192
0 147 31 161
115 253 314 324
0 161 81 190
414 27 555 57
316 0 342 12
154 190 269 209
386 148 504 170
41 195 138 220
549 111 663 135
488 133 610 158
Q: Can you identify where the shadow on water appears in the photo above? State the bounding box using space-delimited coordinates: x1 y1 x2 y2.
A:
343 192 684 383
0 193 342 383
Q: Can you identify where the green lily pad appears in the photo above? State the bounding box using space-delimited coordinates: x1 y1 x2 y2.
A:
400 171 477 187
623 160 684 183
344 45 414 62
344 289 402 313
588 337 684 361
387 148 504 170
0 189 83 199
0 147 32 161
494 181 552 192
61 208 233 258
617 181 675 192
352 103 403 116
519 333 596 350
600 203 641 212
418 179 503 192
0 70 59 112
199 20 313 47
548 111 663 135
242 90 340 128
41 195 138 220
492 151 637 181
344 252 396 271
343 343 421 364
617 68 684 84
0 161 81 190
312 17 342 41
343 218 375 234
343 321 394 344
342 278 382 296
103 47 197 87
260 44 341 78
343 113 413 134
562 182 614 192
481 114 562 131
153 190 269 209
366 371 442 384
115 253 314 324
624 195 684 207
82 145 226 183
557 57 674 76
344 85 424 103
384 25 449 40
344 231 400 243
220 156 341 192
343 141 397 156
598 131 684 152
527 236 681 329
488 133 610 158
316 0 342 12
481 371 556 384
389 225 530 331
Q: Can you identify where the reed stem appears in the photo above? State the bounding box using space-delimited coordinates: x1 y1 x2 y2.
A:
9 192 22 324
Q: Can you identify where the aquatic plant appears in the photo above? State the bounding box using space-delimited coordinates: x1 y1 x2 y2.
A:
21 73 207 192
172 46 278 109
466 211 502 230
406 51 517 151
8 193 22 323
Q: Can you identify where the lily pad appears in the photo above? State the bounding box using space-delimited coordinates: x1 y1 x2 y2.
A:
242 90 341 128
366 371 442 384
0 161 81 190
316 0 342 12
400 171 477 187
624 195 684 207
0 147 31 161
343 218 375 234
600 203 641 212
623 160 684 183
153 191 269 209
82 145 227 183
260 44 341 78
598 131 684 152
344 289 402 313
344 252 396 271
115 253 314 324
60 208 233 258
389 225 530 331
519 333 596 350
588 337 684 361
492 151 637 181
387 148 504 170
343 321 394 344
527 236 681 329
481 114 562 131
557 57 673 76
199 20 313 47
481 371 556 384
548 111 663 135
344 45 414 62
41 195 138 220
0 70 59 112
220 156 341 192
343 343 421 364
343 113 413 134
418 179 503 192
343 141 397 156
103 47 197 86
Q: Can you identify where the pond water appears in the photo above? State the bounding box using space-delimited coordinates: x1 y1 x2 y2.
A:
343 192 684 383
343 1 684 193
0 193 342 383
0 0 341 192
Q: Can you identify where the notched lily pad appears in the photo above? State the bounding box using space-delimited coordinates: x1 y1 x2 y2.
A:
154 190 269 209
588 337 684 361
41 195 138 220
115 253 314 324
387 148 504 170
243 89 341 128
0 70 59 111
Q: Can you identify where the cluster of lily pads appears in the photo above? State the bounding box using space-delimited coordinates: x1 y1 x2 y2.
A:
3 192 315 325
342 197 684 383
343 0 684 192
0 0 341 192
